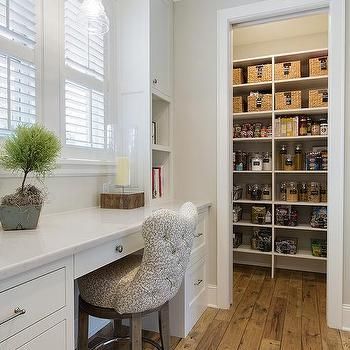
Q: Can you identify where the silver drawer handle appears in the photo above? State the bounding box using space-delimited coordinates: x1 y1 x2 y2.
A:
194 279 203 286
194 232 203 238
115 245 124 253
0 308 26 326
153 78 158 84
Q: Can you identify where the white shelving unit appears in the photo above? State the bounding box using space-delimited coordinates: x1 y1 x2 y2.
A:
232 48 328 276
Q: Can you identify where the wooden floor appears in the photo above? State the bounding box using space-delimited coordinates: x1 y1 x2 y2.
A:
90 265 350 350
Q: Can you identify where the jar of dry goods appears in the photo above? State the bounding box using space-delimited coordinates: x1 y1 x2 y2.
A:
262 152 272 171
284 154 295 171
246 184 252 200
307 117 312 135
299 117 307 136
280 182 287 201
320 118 328 135
279 144 288 170
294 144 303 170
251 184 262 200
320 184 327 202
287 182 298 202
262 184 272 200
311 120 320 136
252 153 263 171
299 182 308 202
308 182 321 202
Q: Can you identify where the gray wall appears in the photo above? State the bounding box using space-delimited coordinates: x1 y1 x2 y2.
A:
173 0 350 305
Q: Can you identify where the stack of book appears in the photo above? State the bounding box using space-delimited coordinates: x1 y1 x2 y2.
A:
152 167 163 199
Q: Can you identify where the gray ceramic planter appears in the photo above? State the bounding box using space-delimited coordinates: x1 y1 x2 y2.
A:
0 205 42 231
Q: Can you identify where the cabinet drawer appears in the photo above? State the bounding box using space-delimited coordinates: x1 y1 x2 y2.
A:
0 269 66 342
74 231 144 278
191 212 206 256
187 257 206 305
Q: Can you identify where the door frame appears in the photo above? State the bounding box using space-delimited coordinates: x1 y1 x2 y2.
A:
216 0 345 329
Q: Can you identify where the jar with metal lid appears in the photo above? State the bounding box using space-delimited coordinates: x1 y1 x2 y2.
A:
308 182 321 202
251 184 262 200
251 153 263 171
298 182 308 202
262 152 272 171
320 184 327 202
280 182 287 201
307 117 312 135
287 182 298 202
284 154 295 171
262 184 272 200
246 184 252 200
311 120 320 136
279 144 288 170
299 116 307 136
320 118 328 136
294 144 303 171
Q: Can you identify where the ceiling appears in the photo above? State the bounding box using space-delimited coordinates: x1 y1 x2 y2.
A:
233 13 328 47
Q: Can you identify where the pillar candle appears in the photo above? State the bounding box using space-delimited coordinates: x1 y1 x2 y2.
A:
116 157 130 186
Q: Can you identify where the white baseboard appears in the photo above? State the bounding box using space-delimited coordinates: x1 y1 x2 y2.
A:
342 304 350 331
207 284 218 308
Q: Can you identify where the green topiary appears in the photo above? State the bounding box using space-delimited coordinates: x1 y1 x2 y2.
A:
0 124 61 206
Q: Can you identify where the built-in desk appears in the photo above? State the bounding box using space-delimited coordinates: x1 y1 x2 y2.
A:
0 200 210 349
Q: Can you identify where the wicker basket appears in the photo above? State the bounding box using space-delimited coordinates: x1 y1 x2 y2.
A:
247 64 272 83
275 91 301 110
233 96 244 113
275 61 301 80
233 68 244 85
309 89 328 108
309 56 328 77
247 93 272 112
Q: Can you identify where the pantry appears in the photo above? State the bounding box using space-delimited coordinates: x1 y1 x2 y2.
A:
231 13 329 277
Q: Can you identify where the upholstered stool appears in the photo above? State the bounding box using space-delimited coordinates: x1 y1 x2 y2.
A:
77 202 198 350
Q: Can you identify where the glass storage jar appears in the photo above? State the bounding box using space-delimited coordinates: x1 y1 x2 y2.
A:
287 182 298 202
311 120 320 136
294 144 303 171
251 184 262 200
308 182 321 203
284 154 295 171
279 144 288 170
299 116 307 136
298 182 308 202
262 152 272 171
251 153 263 171
262 184 272 200
320 184 327 202
280 182 287 201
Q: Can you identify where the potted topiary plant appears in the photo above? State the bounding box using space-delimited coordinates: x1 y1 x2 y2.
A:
0 124 61 230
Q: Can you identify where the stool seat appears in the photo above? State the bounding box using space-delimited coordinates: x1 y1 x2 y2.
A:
79 255 142 311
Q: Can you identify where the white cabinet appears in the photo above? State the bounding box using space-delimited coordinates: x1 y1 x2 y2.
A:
151 0 172 98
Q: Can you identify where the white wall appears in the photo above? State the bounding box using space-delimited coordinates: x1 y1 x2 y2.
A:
173 0 350 306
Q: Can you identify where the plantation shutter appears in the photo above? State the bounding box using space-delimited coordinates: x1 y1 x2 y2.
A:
0 0 36 137
64 0 106 150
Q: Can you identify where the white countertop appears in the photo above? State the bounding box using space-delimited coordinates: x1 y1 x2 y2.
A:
0 200 211 281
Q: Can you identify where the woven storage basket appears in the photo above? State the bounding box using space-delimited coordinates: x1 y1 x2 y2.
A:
247 64 272 83
309 89 328 108
233 68 244 85
233 96 244 113
275 91 301 110
275 61 301 80
247 93 272 112
309 56 328 77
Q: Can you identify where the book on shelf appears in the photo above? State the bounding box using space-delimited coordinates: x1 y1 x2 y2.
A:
152 121 158 144
152 167 163 199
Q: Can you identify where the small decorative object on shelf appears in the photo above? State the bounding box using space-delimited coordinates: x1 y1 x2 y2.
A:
233 232 243 248
251 228 272 252
311 238 327 257
233 205 242 223
275 205 298 226
310 206 327 229
275 237 298 255
0 125 61 231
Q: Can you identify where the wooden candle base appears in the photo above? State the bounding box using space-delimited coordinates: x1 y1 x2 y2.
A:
100 192 145 209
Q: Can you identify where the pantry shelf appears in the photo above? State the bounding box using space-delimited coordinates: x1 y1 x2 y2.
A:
274 107 328 116
233 111 272 120
233 81 272 95
274 201 327 207
274 135 327 141
233 199 272 205
274 75 328 91
233 244 272 255
274 224 327 232
275 170 327 174
274 250 327 261
233 137 272 142
233 220 272 228
233 170 273 174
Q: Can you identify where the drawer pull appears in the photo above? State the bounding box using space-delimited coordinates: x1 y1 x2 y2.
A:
194 232 203 238
194 279 203 286
115 245 124 253
0 307 26 326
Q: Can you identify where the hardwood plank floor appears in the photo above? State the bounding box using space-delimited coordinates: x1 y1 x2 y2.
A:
89 265 350 350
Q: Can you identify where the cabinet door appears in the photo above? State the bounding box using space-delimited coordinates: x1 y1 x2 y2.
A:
151 0 172 97
16 321 66 350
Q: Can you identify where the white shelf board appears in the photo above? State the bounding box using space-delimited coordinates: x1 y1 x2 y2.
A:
275 76 328 91
274 135 327 141
233 137 272 143
274 48 328 62
274 224 327 232
274 250 327 261
233 81 272 95
275 170 327 174
274 107 328 116
233 244 272 256
233 199 272 205
233 111 272 120
274 201 327 207
152 144 172 153
233 220 272 228
233 171 272 174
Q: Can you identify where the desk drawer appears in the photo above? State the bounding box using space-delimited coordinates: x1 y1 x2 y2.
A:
191 212 206 257
74 231 144 278
0 268 66 342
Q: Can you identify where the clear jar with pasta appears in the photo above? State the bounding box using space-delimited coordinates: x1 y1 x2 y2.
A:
308 182 321 203
287 182 298 202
